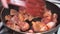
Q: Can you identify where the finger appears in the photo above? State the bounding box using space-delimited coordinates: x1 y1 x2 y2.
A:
1 0 9 8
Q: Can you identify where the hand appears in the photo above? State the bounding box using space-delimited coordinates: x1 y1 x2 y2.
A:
1 0 26 8
1 0 8 8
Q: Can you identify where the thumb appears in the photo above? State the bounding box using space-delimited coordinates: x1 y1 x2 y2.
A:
1 0 9 8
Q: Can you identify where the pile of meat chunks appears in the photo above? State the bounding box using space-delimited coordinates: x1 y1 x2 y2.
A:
5 9 57 33
5 0 57 33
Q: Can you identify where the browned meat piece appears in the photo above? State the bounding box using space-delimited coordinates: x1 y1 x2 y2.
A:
18 22 30 31
10 9 17 15
43 10 52 18
6 21 13 27
32 21 40 32
41 11 52 24
11 23 20 32
40 25 48 32
38 22 48 32
6 21 20 31
32 21 44 32
18 13 25 22
32 21 48 32
46 13 57 29
11 15 19 23
19 6 36 21
5 15 12 20
24 14 29 21
19 8 26 14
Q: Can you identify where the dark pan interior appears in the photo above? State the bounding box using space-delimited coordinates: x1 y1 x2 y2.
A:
1 1 60 33
1 4 19 22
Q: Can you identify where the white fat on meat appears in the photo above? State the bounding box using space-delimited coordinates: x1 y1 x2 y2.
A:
11 15 18 23
47 22 56 29
40 25 48 31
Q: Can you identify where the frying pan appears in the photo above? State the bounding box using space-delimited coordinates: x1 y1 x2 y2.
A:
0 1 60 34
